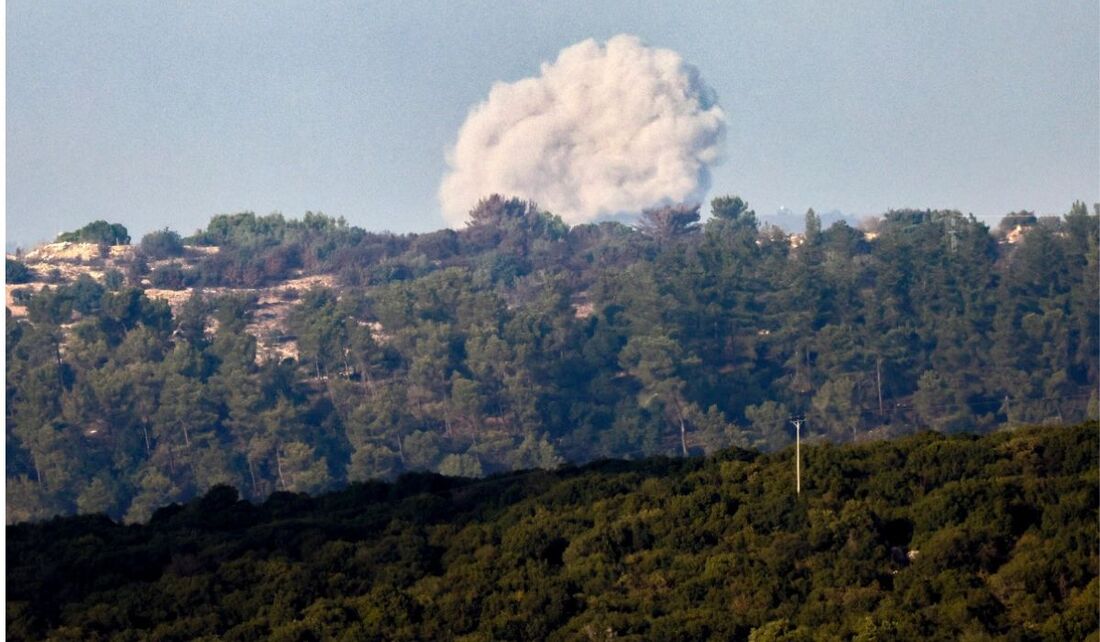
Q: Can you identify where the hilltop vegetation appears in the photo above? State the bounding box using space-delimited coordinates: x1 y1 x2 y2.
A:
5 196 1099 522
7 423 1097 641
55 220 132 246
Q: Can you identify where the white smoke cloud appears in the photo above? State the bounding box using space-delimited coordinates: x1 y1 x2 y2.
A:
439 34 726 226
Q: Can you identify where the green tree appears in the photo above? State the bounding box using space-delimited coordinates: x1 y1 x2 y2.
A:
637 203 702 244
139 228 185 259
438 453 484 478
6 258 33 283
56 220 130 245
744 401 792 452
619 333 695 456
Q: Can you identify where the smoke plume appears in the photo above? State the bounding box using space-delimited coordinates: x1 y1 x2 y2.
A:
439 35 726 226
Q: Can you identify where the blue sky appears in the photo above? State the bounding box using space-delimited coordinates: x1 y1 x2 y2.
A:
7 1 1098 247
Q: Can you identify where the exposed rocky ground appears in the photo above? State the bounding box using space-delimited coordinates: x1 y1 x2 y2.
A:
7 242 339 362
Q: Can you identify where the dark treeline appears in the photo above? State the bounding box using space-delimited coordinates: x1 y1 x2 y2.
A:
7 423 1097 641
6 196 1098 522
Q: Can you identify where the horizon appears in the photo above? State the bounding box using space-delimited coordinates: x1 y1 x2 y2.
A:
7 2 1099 249
9 198 1092 254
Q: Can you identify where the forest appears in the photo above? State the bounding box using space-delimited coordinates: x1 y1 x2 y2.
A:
5 196 1099 522
7 422 1097 641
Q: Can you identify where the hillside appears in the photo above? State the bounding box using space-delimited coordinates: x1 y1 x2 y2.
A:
7 237 335 363
5 198 1099 524
7 423 1097 641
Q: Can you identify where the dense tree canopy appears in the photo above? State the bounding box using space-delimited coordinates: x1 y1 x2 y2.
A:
7 423 1097 641
6 198 1098 523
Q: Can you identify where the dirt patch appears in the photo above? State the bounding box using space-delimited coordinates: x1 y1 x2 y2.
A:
7 242 344 364
22 242 134 264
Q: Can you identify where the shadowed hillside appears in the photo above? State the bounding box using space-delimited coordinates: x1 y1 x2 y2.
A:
7 423 1097 641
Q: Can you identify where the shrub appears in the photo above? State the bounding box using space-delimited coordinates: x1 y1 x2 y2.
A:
56 220 130 245
149 263 190 290
6 259 33 284
139 229 184 259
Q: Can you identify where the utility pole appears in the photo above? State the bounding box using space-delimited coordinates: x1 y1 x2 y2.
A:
876 357 884 419
790 416 806 495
